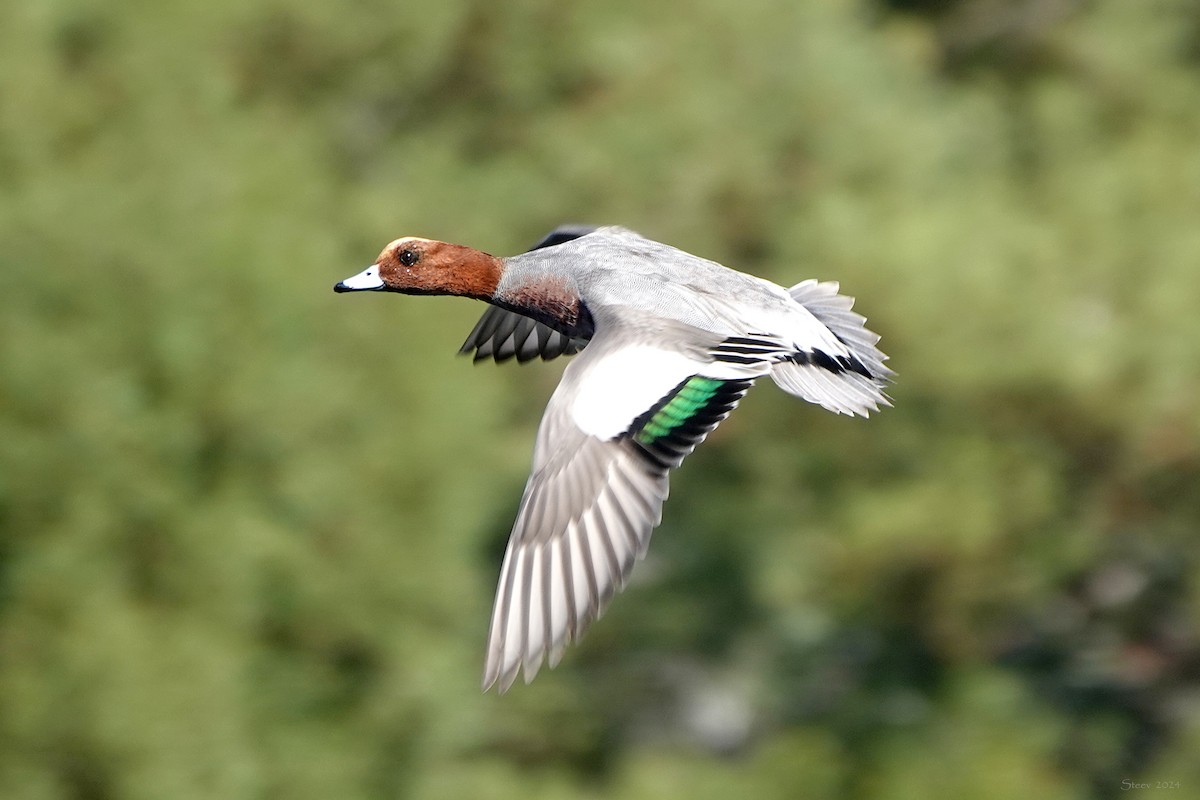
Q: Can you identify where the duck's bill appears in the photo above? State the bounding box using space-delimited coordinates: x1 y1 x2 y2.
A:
334 265 384 292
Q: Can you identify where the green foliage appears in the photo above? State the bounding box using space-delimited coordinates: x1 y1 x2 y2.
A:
2 0 1198 797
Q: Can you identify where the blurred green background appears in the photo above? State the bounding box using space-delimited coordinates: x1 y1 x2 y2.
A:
2 0 1199 798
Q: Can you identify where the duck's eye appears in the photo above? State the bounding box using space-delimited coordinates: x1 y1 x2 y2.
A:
399 248 419 267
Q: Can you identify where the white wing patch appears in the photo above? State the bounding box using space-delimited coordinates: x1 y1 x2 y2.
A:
569 346 697 439
569 345 763 439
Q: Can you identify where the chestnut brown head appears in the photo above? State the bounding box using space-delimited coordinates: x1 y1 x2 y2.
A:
335 237 503 300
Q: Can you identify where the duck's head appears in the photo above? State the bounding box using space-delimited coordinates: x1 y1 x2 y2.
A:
335 236 502 299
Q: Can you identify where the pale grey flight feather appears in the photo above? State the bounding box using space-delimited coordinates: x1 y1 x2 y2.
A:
481 404 669 693
481 324 754 693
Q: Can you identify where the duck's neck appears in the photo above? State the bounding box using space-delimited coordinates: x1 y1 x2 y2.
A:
440 247 505 301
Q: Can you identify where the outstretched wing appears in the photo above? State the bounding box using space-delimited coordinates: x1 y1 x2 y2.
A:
459 225 598 364
525 224 599 251
482 342 757 692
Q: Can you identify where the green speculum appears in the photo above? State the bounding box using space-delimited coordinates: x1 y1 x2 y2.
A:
635 376 723 445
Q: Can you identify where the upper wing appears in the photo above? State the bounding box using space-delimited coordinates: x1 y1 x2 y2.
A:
481 343 757 692
459 225 598 364
525 224 599 251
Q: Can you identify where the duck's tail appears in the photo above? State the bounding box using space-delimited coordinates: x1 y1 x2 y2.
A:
769 280 894 417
